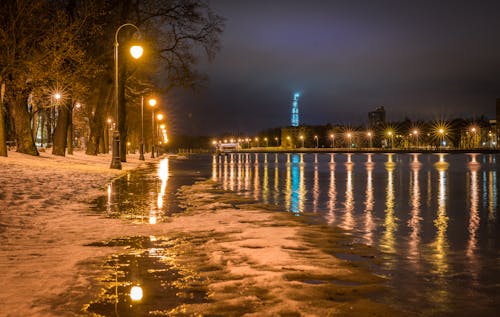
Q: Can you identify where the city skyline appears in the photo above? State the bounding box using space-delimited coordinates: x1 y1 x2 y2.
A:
168 0 500 136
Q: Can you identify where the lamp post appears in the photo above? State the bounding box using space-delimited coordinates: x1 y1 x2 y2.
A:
367 132 372 148
387 131 393 149
139 96 145 160
149 98 157 158
300 135 304 148
110 23 143 169
413 130 419 148
330 134 334 148
314 135 318 148
264 137 268 147
470 127 476 148
156 113 164 156
439 128 445 148
347 133 352 148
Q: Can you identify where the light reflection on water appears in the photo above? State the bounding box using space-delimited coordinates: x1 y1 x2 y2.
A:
212 152 500 315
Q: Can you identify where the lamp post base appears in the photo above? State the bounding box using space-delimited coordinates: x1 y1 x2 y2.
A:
139 143 145 160
110 131 122 169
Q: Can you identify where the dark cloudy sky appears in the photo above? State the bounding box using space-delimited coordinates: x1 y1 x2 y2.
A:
168 0 500 136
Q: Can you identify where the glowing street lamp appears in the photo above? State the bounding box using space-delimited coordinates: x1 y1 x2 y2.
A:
330 134 334 148
264 137 268 147
110 23 143 169
367 131 373 148
299 135 304 148
387 131 394 148
149 98 157 158
412 129 419 148
347 132 352 148
274 136 279 146
438 128 445 147
314 135 318 148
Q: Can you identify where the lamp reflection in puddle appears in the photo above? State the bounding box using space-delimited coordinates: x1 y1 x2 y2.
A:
130 285 143 301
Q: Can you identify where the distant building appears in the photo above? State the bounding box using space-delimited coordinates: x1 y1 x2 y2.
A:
291 93 300 127
368 106 386 129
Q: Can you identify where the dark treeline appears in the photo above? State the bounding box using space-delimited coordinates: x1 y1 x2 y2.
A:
0 0 224 158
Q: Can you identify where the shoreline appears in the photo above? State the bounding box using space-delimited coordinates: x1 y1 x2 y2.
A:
0 150 401 316
224 147 500 154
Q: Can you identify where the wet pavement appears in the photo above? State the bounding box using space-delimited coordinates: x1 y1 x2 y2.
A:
84 236 208 316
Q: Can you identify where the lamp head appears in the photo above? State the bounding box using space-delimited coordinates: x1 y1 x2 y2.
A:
130 45 143 59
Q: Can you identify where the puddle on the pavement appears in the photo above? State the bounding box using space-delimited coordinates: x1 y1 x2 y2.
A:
90 156 211 223
83 236 209 316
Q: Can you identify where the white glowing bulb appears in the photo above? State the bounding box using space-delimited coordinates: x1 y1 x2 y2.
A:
130 286 143 301
130 45 143 59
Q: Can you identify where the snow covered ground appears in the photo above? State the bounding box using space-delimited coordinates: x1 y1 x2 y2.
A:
0 150 397 316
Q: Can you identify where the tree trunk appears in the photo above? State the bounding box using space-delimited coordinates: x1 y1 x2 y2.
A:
0 81 7 157
52 103 71 156
67 109 73 155
99 131 106 154
86 78 112 155
86 117 101 155
9 94 38 156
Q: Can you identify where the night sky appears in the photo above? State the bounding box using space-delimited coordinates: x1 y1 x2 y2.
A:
168 0 500 136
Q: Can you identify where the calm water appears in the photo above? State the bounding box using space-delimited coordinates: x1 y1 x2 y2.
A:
212 152 500 316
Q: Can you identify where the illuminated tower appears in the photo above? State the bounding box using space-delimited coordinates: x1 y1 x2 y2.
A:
291 92 300 127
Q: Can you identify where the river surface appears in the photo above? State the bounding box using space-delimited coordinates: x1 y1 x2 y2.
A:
96 152 499 316
212 152 499 316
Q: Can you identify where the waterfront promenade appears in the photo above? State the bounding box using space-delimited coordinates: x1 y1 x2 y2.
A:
233 147 500 154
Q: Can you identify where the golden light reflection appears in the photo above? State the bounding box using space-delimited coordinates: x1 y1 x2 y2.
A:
488 170 497 222
212 155 217 181
229 154 235 192
130 285 143 301
223 154 229 191
156 158 169 213
466 155 480 277
381 159 396 255
263 157 270 203
408 155 421 264
244 155 251 197
149 215 157 224
253 156 260 201
365 153 373 167
385 153 396 169
106 183 112 213
237 154 243 192
364 163 375 245
342 160 354 230
326 158 336 224
313 164 319 212
433 159 449 275
274 160 279 204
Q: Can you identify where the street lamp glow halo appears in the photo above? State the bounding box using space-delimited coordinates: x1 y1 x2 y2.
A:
130 45 143 59
149 98 157 107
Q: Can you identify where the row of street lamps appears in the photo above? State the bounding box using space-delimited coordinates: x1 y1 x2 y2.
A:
217 126 496 149
111 23 167 169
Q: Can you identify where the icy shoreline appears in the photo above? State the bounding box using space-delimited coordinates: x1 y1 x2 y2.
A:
0 151 398 316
